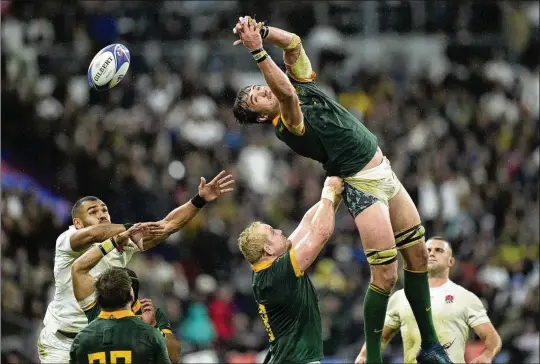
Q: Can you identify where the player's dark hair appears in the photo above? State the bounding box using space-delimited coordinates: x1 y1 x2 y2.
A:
71 196 100 219
427 236 453 256
125 268 140 301
95 267 132 311
233 86 260 125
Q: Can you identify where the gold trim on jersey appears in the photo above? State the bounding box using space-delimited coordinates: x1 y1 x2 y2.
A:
161 329 173 335
272 114 280 126
251 259 273 272
131 299 141 313
98 309 135 320
272 113 305 136
282 115 305 136
82 300 97 312
289 248 304 277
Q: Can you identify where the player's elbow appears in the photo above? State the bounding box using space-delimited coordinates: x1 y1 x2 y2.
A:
276 85 296 101
72 259 83 275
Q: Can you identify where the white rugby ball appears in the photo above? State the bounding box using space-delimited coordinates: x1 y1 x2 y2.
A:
87 44 130 91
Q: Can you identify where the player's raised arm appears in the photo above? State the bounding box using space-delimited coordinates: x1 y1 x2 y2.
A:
234 18 314 83
140 171 235 250
263 25 314 83
72 223 163 302
290 177 343 273
288 191 342 245
234 17 303 132
69 223 128 252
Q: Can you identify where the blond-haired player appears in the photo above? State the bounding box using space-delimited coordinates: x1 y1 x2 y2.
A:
355 237 502 364
37 171 234 363
238 176 343 364
232 16 451 364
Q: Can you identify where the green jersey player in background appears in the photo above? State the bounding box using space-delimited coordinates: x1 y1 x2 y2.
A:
71 223 181 363
238 176 343 364
232 16 452 364
69 224 171 364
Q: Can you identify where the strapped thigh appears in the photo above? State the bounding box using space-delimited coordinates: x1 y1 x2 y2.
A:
395 224 425 250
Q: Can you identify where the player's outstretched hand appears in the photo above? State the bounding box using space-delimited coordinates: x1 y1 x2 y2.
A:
324 176 345 195
232 16 263 50
198 170 235 202
140 298 157 327
121 222 168 251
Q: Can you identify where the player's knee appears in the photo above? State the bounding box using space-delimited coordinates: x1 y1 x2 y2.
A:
366 246 398 291
370 263 398 292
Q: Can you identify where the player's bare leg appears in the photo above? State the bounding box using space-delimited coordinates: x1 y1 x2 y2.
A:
354 201 398 364
389 187 453 364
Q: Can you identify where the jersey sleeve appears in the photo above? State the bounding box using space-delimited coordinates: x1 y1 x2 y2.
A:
79 292 100 323
56 228 77 253
153 330 173 364
466 291 491 328
384 291 402 329
285 44 316 83
155 307 173 335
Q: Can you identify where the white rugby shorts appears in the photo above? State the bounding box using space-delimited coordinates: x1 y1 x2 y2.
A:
37 327 73 363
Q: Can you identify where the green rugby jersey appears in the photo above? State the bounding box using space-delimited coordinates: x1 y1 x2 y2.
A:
273 73 378 177
70 309 171 364
252 248 323 364
84 299 173 336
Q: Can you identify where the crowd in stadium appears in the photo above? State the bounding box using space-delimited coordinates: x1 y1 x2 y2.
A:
2 1 539 363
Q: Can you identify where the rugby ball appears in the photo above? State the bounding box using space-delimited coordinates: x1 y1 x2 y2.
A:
87 44 130 91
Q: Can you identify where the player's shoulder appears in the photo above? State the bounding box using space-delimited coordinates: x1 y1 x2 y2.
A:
55 225 78 250
447 281 477 297
56 226 76 241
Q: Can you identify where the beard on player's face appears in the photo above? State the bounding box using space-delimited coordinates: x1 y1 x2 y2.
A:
427 260 451 276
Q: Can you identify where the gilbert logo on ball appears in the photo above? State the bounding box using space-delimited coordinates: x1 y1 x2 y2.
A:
88 44 131 91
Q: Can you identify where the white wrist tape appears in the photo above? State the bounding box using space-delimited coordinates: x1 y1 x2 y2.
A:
321 186 337 204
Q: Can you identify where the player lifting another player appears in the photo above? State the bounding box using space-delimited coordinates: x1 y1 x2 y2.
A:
233 16 451 364
238 176 344 364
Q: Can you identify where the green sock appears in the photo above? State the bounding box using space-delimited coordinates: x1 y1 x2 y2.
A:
364 284 390 364
403 270 440 348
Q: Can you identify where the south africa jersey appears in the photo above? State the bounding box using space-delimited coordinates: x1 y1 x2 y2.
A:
69 309 171 364
251 248 323 364
82 296 173 337
274 74 378 177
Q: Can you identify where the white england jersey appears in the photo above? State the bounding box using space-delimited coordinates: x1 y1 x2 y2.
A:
43 226 138 334
385 280 491 364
